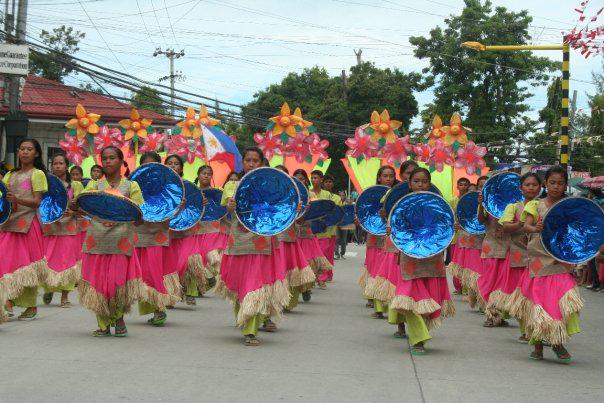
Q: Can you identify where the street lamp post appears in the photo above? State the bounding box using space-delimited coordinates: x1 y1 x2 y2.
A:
461 41 570 171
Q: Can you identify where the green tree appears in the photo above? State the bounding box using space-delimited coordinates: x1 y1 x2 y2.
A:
29 25 85 82
131 86 166 115
409 0 559 159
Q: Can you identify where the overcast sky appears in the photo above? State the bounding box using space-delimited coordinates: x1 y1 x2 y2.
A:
23 0 603 130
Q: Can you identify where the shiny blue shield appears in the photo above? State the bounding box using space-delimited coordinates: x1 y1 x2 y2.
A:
322 205 344 227
384 182 441 214
39 174 68 225
0 181 10 225
77 191 143 223
541 197 604 264
130 162 185 222
482 172 524 219
293 177 309 219
311 219 328 234
340 204 356 227
457 191 486 235
169 180 205 231
356 185 389 235
234 167 299 236
200 188 228 222
304 199 336 222
389 191 455 258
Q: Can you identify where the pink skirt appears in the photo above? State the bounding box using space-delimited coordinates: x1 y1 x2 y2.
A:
317 236 336 266
393 276 452 321
451 244 463 266
365 247 382 277
136 246 168 295
374 251 400 289
44 234 82 272
520 272 577 322
297 237 324 261
0 218 45 278
219 239 286 302
169 236 199 278
462 249 483 275
478 257 507 303
281 240 310 273
197 232 228 265
80 252 142 301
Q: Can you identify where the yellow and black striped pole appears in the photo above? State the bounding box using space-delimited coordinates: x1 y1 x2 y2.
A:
560 42 570 170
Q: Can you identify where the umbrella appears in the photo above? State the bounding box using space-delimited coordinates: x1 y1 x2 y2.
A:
579 176 604 189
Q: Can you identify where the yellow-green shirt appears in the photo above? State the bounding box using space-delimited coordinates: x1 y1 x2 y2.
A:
83 178 143 206
2 169 48 193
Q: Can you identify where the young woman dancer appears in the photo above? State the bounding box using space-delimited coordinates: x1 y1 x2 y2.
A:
215 147 290 346
135 152 180 326
76 146 146 337
293 169 332 302
521 166 582 362
448 177 470 295
388 167 455 355
494 172 542 343
41 153 84 308
0 139 48 321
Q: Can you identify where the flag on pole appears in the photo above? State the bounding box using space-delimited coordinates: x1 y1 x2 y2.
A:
201 123 243 172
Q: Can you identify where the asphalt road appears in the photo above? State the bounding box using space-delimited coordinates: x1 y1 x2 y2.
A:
1 244 603 402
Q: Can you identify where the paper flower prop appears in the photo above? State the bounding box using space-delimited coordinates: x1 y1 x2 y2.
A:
138 131 166 154
176 107 201 138
455 141 487 175
426 115 445 145
381 135 412 165
345 127 379 161
165 134 205 164
365 109 402 146
413 143 432 163
93 125 124 154
253 132 284 161
444 112 469 147
294 107 315 136
428 140 455 172
59 133 88 166
164 134 188 157
268 102 303 140
305 133 329 160
198 105 221 127
65 104 100 140
119 108 152 141
285 132 311 163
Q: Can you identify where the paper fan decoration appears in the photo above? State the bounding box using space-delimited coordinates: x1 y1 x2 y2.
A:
444 112 469 148
267 102 303 142
65 104 100 140
164 134 188 157
380 134 412 166
176 107 202 139
119 108 152 142
94 125 124 154
59 133 88 166
365 109 402 146
345 127 379 161
138 131 166 153
426 115 445 145
305 133 329 161
253 132 284 161
284 132 311 163
165 134 204 164
455 141 487 175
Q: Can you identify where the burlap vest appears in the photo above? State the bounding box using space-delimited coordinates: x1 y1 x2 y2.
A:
508 202 529 268
135 221 170 247
1 169 43 233
366 234 385 249
457 229 483 250
276 224 298 243
400 252 446 280
480 215 510 259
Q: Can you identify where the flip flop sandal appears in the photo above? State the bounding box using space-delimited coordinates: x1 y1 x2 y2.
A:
152 313 167 327
529 350 544 360
92 328 111 337
410 345 426 356
244 335 260 346
261 321 277 332
114 325 128 337
60 301 72 308
147 317 155 324
371 312 385 319
393 331 407 339
517 335 529 344
365 301 374 308
42 293 53 305
552 346 571 363
185 296 197 306
17 309 37 321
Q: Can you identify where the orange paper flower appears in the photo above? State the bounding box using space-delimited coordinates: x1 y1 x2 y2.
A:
269 102 302 138
443 112 468 146
65 103 101 140
176 107 202 138
294 107 313 135
198 105 220 127
119 108 152 141
426 115 445 145
368 109 402 144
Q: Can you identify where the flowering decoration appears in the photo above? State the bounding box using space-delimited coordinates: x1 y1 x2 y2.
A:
93 125 124 154
428 140 455 172
165 135 205 164
444 112 468 147
253 132 285 161
176 107 202 139
305 133 329 161
164 134 188 158
294 107 315 136
455 141 487 175
267 102 303 141
365 109 402 145
413 143 432 164
118 108 152 141
59 133 88 166
284 132 311 163
380 134 412 165
138 131 166 154
65 104 100 140
345 127 379 161
426 115 445 145
198 105 221 127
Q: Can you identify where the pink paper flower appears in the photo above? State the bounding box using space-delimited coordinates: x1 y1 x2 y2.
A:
165 135 205 164
285 132 311 163
455 141 487 175
345 127 379 160
59 133 88 166
428 140 455 172
413 143 432 163
164 134 188 157
138 131 166 154
305 133 329 160
94 125 124 154
182 138 206 164
381 134 412 165
253 132 284 161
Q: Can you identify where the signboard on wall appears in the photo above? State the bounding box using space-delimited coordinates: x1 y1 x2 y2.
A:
0 44 29 75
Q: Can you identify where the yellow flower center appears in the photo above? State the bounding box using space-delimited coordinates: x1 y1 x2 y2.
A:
432 128 441 138
379 122 390 133
79 117 90 128
451 125 460 135
200 117 209 125
187 119 197 127
279 116 291 127
131 121 141 131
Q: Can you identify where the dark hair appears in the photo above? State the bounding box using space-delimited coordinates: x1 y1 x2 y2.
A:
477 175 488 183
91 164 103 173
520 172 542 186
409 167 431 182
323 174 334 182
457 177 470 185
544 165 568 184
51 152 72 189
243 146 264 161
262 157 270 167
139 151 161 165
293 169 309 185
70 165 83 176
399 160 419 177
0 161 8 177
195 165 213 185
311 170 324 178
164 154 184 177
100 146 129 177
223 171 240 187
274 164 289 174
13 138 47 175
376 165 396 185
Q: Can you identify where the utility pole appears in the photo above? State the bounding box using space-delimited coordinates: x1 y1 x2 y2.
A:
341 69 350 128
153 47 184 117
9 0 27 113
568 89 578 174
354 48 362 65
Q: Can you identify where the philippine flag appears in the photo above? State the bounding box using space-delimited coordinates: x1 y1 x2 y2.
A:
201 123 243 172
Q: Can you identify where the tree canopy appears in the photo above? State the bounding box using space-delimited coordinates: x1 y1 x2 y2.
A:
131 86 167 115
29 25 85 83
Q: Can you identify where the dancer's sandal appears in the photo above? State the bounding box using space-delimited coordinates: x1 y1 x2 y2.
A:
552 345 571 363
261 320 277 332
410 343 426 356
17 308 37 321
244 335 260 346
152 312 167 327
92 328 111 337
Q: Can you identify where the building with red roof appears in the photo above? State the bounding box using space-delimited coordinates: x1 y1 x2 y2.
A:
0 74 176 167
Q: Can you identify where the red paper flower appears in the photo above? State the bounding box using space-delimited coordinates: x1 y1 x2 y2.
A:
138 131 166 154
345 127 379 160
253 132 284 161
305 133 329 160
428 140 455 172
285 132 311 163
59 133 88 165
381 134 412 165
93 125 124 154
455 141 487 175
413 143 432 163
